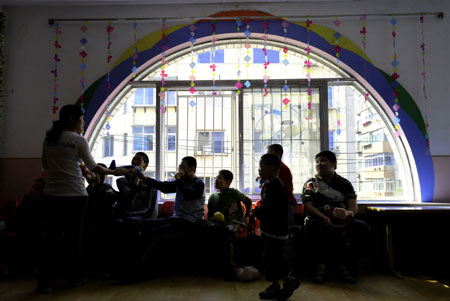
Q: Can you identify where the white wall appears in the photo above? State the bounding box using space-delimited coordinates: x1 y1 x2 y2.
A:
1 0 450 200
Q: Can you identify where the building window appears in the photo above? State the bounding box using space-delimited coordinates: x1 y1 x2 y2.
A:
385 153 395 166
167 126 176 151
123 133 128 156
133 126 154 151
134 88 154 106
329 131 335 151
198 49 224 63
104 135 114 157
253 48 279 64
198 176 213 194
196 131 225 155
167 91 176 106
328 86 335 108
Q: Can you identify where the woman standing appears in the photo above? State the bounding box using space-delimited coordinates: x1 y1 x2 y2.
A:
36 104 127 293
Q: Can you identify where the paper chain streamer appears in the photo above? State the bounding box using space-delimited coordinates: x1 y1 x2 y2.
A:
360 15 370 102
131 20 138 78
420 15 430 152
304 18 313 121
390 15 400 137
243 17 251 90
188 20 197 96
79 21 87 110
51 22 61 119
160 19 168 114
210 20 218 96
235 18 243 94
333 16 342 135
105 21 114 136
281 19 290 109
262 19 270 97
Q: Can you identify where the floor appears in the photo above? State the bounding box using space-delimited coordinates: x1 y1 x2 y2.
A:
1 270 449 301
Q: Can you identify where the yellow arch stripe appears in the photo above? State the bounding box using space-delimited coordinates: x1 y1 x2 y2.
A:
113 24 186 68
292 22 372 64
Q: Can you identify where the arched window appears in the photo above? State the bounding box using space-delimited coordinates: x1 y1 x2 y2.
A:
89 40 414 201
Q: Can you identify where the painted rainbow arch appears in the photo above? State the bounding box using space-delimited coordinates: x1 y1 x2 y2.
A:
78 11 434 202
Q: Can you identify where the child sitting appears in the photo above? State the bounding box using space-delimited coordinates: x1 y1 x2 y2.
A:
116 152 158 219
208 169 252 233
206 169 252 280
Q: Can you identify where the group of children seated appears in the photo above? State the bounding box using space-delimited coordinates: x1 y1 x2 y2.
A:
82 144 301 299
12 143 369 300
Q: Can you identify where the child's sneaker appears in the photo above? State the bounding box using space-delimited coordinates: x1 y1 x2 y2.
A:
259 282 281 299
279 276 300 300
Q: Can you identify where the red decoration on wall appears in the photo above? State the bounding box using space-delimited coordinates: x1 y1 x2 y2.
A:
51 22 61 119
79 21 87 110
105 21 114 136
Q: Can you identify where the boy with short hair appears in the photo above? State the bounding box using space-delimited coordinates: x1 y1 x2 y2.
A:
116 152 158 219
115 156 205 282
207 169 253 280
253 153 300 300
208 169 252 231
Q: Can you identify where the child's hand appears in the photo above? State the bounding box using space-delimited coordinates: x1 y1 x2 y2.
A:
175 170 185 180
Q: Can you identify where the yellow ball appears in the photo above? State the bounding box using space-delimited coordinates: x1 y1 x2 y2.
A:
213 211 225 223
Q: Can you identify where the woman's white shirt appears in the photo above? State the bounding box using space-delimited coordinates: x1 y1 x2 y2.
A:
42 131 97 196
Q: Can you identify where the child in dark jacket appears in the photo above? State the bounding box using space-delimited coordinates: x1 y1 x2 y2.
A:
252 153 300 300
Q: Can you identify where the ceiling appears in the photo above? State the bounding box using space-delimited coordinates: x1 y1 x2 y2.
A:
0 0 360 7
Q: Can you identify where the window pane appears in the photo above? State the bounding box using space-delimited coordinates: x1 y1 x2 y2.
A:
253 49 280 64
167 91 176 106
135 88 143 105
213 132 224 153
243 87 320 194
144 88 154 105
329 84 412 200
104 136 114 157
198 52 211 63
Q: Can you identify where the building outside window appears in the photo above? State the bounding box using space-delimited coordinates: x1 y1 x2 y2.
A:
104 135 114 157
196 131 225 155
133 126 154 151
167 126 176 151
123 133 128 156
134 88 154 106
198 49 224 63
253 48 279 64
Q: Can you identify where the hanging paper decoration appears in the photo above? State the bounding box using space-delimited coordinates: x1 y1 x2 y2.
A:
333 16 342 135
131 19 138 78
235 18 243 94
262 19 270 97
243 17 252 89
210 19 218 95
105 21 114 136
419 15 430 152
188 19 197 95
360 15 370 102
281 18 290 109
79 21 87 110
51 22 62 119
305 18 312 121
235 17 242 32
390 15 401 137
160 18 168 114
